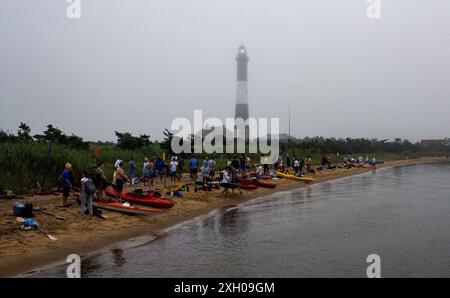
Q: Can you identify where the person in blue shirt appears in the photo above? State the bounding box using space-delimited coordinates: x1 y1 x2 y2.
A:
155 156 165 183
189 157 198 181
60 163 73 207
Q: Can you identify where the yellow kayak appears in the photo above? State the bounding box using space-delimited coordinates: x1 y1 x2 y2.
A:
275 171 315 182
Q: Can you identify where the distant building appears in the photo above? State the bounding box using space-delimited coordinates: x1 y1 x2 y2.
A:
420 139 450 147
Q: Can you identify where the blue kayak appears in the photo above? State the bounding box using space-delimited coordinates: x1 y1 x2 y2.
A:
220 182 239 189
368 159 384 164
195 180 221 186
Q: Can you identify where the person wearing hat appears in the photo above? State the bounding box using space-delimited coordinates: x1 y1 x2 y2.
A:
61 163 73 207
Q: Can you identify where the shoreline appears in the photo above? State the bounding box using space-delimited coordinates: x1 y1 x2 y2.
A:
0 157 446 277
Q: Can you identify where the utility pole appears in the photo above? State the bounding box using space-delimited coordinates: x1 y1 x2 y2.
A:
288 99 291 147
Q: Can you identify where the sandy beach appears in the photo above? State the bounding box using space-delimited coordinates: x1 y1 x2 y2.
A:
0 157 446 277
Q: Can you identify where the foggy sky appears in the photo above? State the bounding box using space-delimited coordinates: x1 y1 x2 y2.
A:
1 0 449 142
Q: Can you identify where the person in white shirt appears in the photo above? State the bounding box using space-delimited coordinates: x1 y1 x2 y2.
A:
293 159 300 174
255 164 264 179
169 158 178 182
221 169 230 183
221 167 241 195
221 168 231 196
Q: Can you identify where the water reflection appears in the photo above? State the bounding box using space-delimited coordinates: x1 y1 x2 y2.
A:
80 254 104 277
111 248 126 267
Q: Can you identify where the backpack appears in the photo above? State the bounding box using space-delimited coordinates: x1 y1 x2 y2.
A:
84 179 96 195
13 202 34 218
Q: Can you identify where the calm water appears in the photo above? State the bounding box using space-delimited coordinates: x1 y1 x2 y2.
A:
25 163 450 277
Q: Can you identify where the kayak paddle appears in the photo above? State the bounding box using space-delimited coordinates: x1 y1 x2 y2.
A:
34 209 66 220
38 229 58 241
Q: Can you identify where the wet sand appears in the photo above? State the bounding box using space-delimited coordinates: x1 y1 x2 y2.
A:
0 157 445 277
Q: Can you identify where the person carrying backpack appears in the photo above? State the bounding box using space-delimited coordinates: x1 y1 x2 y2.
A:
80 171 95 216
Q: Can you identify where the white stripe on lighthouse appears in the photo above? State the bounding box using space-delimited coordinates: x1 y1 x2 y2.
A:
236 81 248 104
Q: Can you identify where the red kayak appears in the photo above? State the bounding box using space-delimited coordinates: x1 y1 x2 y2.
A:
94 202 164 216
245 179 276 189
104 189 174 208
121 192 174 208
105 188 161 198
105 189 118 198
238 183 258 190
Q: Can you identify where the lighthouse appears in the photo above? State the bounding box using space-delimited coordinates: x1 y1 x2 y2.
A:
235 45 249 122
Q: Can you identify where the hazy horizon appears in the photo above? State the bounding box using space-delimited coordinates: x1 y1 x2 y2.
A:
1 0 450 142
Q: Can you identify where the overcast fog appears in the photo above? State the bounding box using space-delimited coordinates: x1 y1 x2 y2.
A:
1 0 449 142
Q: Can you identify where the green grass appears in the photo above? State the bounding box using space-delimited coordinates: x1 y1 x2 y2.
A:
0 142 160 192
0 141 442 193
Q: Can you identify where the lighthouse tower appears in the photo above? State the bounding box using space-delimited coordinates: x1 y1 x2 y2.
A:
235 45 249 122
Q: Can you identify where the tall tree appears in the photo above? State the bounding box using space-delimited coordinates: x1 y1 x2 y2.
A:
160 128 175 155
115 131 151 150
17 122 33 142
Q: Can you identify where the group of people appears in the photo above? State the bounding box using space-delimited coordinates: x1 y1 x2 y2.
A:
59 153 319 216
59 162 107 216
275 155 313 175
343 155 377 169
115 154 262 196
